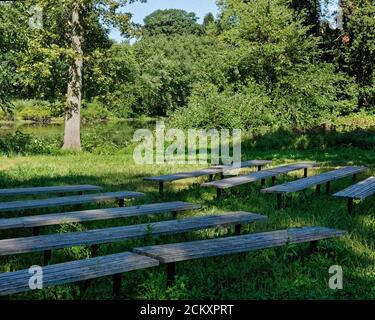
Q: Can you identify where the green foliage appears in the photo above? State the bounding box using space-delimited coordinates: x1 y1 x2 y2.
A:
0 130 32 154
170 82 273 129
81 99 111 123
0 1 29 111
131 35 221 116
143 9 203 37
84 44 138 118
336 0 375 110
13 100 53 123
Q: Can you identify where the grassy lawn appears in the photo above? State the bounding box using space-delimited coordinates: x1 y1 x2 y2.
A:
0 146 374 300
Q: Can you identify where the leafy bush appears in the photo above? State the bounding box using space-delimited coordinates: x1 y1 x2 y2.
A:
0 129 32 154
81 99 111 123
170 82 273 129
26 135 61 154
13 100 54 123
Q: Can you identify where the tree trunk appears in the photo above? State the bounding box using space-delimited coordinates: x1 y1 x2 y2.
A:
63 2 83 150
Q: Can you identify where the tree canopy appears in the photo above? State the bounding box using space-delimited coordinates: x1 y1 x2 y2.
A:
0 0 373 133
143 9 203 37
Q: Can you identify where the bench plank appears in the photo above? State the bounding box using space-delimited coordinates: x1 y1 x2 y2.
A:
0 212 267 256
0 191 145 213
202 162 316 189
333 177 375 200
133 227 346 263
0 252 159 296
0 185 103 197
262 166 367 194
0 201 201 231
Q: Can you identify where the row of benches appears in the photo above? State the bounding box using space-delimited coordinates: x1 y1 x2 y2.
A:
200 163 373 213
144 160 272 193
1 158 371 297
0 224 345 297
0 182 345 297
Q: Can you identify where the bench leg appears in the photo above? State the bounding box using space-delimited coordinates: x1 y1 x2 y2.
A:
316 184 321 196
159 182 164 194
271 176 276 186
113 273 122 298
310 240 318 253
172 211 177 219
91 244 100 257
33 227 40 237
258 165 262 172
220 173 224 179
235 224 242 235
166 262 176 287
304 168 308 178
78 191 83 196
216 188 222 200
353 174 357 182
43 250 52 266
118 199 125 207
325 181 331 194
277 194 283 209
261 179 265 186
347 198 354 214
209 174 213 182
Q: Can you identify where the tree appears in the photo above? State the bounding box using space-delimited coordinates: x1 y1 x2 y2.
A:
171 0 357 128
143 9 203 37
203 12 215 29
335 0 375 110
289 0 321 35
0 1 29 112
16 0 144 150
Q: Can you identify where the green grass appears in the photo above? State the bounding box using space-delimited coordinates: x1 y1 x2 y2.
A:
0 146 374 300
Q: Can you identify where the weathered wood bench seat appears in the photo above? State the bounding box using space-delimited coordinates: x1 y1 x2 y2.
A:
0 252 159 297
0 191 145 214
0 185 103 197
333 176 375 213
0 212 267 265
134 226 346 285
261 166 367 209
202 162 316 199
0 201 201 234
144 160 272 193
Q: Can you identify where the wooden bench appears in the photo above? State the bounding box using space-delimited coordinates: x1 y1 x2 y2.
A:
0 191 145 214
0 252 159 297
262 166 367 209
0 185 103 197
0 212 267 265
144 160 272 194
0 201 201 235
0 225 344 298
133 226 346 285
333 176 375 213
202 162 316 199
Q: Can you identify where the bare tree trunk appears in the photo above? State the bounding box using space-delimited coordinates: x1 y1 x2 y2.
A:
63 2 83 150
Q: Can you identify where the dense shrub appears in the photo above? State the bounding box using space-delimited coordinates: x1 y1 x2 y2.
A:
0 129 32 154
81 99 112 123
13 100 53 123
169 82 273 129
